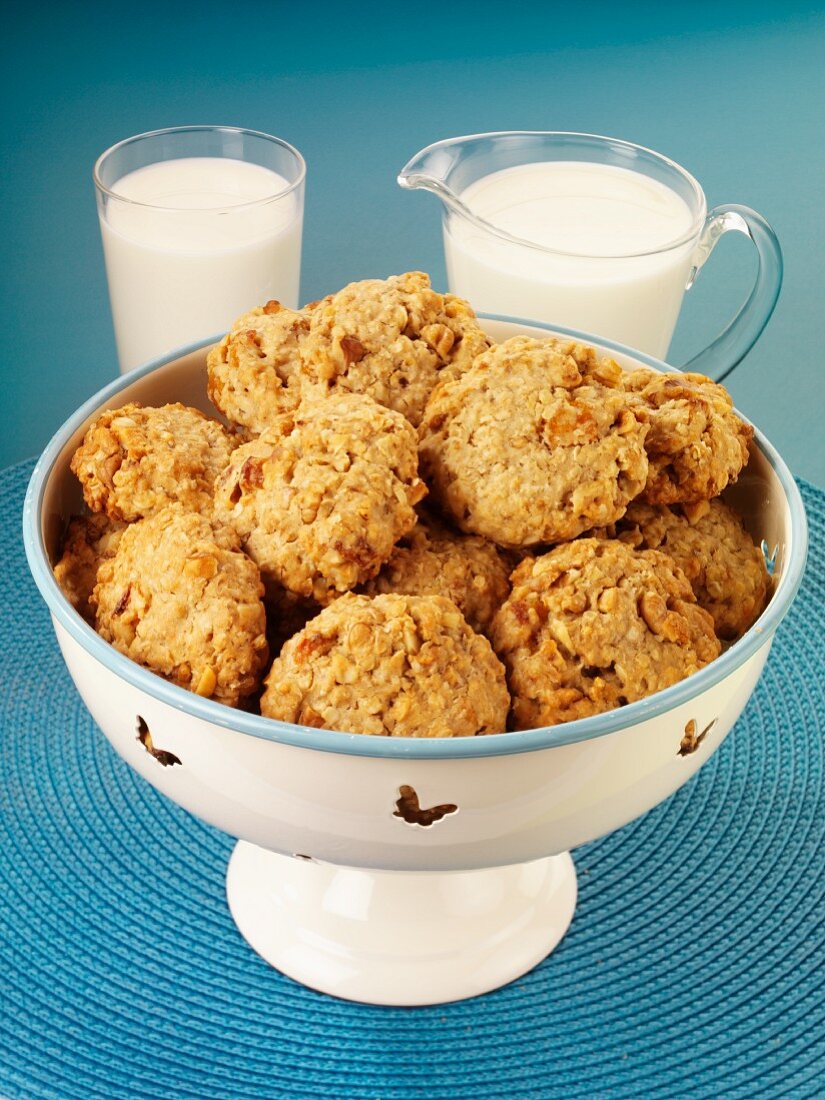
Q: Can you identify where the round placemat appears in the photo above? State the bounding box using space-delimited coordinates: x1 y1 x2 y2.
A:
2 459 823 1099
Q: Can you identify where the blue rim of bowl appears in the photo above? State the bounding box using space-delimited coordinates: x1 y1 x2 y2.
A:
23 317 809 759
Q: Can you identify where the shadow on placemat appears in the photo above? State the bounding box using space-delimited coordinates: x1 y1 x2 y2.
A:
1 460 823 1100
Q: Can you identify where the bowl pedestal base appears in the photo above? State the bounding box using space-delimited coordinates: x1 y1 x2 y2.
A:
226 841 577 1005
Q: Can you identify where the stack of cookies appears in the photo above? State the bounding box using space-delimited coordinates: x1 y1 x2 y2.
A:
55 272 769 737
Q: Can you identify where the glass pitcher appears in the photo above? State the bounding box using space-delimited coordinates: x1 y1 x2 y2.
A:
399 132 781 380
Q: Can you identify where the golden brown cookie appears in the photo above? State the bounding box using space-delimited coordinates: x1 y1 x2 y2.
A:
624 369 752 504
261 593 510 737
418 337 649 547
592 498 769 640
206 273 489 436
93 507 268 707
53 513 127 623
206 300 309 437
213 393 427 604
300 271 490 426
71 402 235 522
491 538 720 728
360 509 512 634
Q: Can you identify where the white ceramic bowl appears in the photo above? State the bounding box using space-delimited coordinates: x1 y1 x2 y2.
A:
23 318 808 1005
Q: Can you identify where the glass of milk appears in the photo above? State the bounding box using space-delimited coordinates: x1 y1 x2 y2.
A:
399 132 781 378
95 126 305 374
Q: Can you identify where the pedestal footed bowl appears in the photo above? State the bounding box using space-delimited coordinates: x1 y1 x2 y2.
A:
23 318 807 1005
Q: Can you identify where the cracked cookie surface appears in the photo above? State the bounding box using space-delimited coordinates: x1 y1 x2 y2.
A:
360 509 512 634
491 538 720 728
71 402 235 521
207 273 490 435
93 507 268 706
206 300 309 437
299 271 490 427
261 592 510 737
213 393 426 604
418 337 649 547
625 369 752 503
593 498 769 640
53 513 127 623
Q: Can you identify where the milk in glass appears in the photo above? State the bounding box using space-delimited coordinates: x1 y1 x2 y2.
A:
445 162 697 357
100 157 302 371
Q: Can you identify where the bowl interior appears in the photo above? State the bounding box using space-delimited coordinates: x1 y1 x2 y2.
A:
39 318 794 582
27 317 808 759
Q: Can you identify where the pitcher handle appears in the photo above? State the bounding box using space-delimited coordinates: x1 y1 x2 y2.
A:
682 204 782 383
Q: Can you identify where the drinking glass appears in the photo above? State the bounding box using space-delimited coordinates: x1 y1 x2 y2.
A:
95 126 306 374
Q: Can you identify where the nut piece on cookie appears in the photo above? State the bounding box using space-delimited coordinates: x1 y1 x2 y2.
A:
92 507 268 707
214 393 427 604
300 271 491 426
418 337 649 548
491 538 720 729
53 513 127 623
624 369 752 504
70 402 235 522
261 593 510 737
593 499 770 641
207 300 309 436
360 509 512 635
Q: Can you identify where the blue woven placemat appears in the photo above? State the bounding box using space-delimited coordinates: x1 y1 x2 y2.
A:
1 459 823 1100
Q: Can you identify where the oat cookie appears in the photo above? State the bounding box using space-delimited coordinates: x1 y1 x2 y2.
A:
214 393 427 604
624 369 752 504
53 513 126 623
593 499 769 640
207 300 309 436
261 593 509 737
418 337 649 547
71 402 235 521
491 538 720 728
360 509 512 634
300 271 491 426
93 507 268 706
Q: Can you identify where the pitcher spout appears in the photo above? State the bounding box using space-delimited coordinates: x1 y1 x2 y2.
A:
397 137 477 220
397 138 456 190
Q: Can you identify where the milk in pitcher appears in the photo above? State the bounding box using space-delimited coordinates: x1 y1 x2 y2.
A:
444 161 698 357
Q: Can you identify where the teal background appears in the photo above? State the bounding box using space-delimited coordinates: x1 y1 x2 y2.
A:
2 1 824 485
